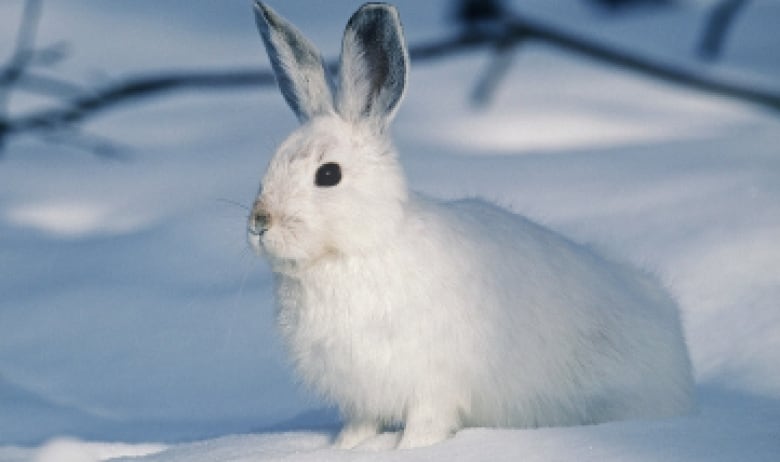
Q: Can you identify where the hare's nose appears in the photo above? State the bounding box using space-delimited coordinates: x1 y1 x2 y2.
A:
249 205 271 236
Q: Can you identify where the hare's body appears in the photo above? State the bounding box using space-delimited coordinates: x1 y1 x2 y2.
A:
249 2 694 449
276 195 692 441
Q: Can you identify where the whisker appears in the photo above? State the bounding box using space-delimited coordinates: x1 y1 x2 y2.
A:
216 198 251 211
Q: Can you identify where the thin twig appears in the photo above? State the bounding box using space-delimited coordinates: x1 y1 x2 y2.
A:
0 0 43 110
13 73 85 100
0 0 44 152
471 37 523 107
40 127 129 159
697 0 749 61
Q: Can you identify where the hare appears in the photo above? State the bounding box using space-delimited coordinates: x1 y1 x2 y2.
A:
248 1 694 449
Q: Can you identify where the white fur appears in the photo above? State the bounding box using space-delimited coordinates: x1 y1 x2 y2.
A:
249 2 694 449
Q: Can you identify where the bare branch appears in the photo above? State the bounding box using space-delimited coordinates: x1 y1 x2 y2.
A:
8 68 275 135
1 5 779 154
499 11 780 111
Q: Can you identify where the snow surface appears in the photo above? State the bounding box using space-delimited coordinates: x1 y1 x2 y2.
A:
0 0 778 461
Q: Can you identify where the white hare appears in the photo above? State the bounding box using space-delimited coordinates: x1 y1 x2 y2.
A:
248 1 694 449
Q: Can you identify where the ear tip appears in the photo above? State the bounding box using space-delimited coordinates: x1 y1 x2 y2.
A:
357 2 399 13
347 3 403 36
252 1 275 29
252 0 268 12
354 2 400 20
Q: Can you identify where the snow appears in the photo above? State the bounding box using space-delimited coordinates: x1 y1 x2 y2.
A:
1 0 779 461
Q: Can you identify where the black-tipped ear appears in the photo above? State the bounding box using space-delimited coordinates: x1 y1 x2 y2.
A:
336 3 408 128
253 1 335 123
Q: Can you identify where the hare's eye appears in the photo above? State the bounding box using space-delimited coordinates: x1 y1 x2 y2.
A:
315 162 341 187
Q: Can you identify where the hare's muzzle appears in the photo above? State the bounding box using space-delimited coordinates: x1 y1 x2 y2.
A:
249 202 271 236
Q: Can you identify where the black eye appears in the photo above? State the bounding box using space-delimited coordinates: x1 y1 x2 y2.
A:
315 162 342 187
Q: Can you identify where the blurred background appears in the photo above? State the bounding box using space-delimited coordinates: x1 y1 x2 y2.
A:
0 0 778 454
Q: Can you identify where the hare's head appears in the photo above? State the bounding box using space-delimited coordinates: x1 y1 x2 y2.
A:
248 2 410 267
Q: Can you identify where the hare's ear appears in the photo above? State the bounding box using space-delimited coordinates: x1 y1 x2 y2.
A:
253 1 334 123
336 3 408 129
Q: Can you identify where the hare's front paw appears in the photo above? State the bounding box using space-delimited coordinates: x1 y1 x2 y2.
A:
397 426 452 449
334 420 380 449
397 406 458 449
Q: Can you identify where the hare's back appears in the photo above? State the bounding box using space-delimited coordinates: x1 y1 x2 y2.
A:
430 197 694 422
